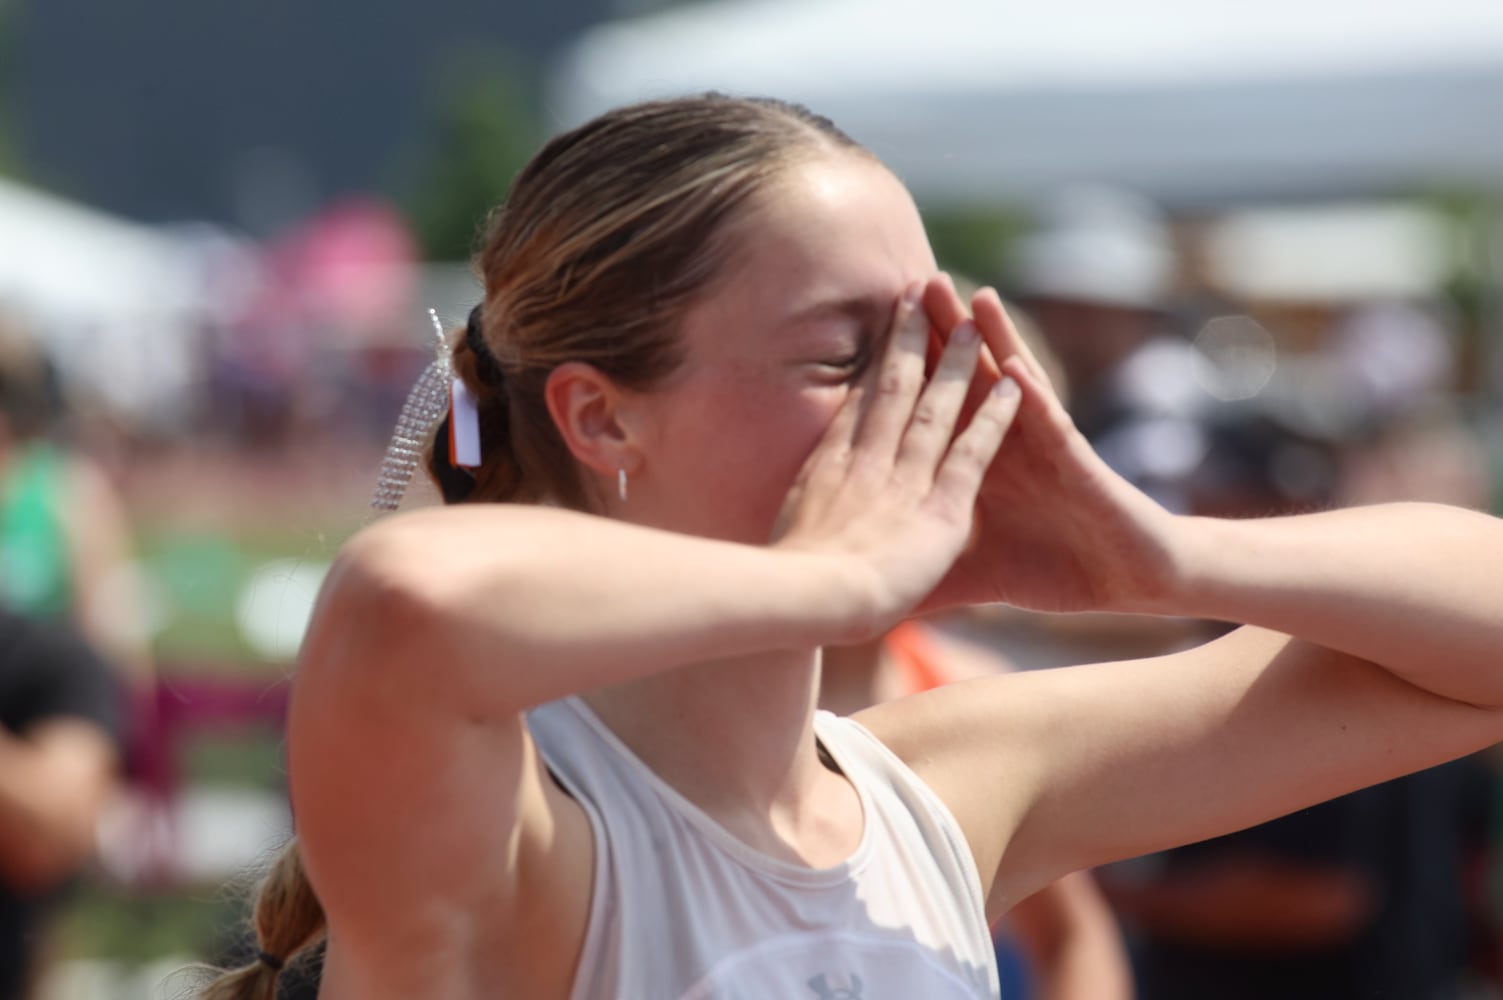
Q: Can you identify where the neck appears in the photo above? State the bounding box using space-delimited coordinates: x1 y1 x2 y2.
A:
819 636 893 716
582 646 825 811
582 644 871 869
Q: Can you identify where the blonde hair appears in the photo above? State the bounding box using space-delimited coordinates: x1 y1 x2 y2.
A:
429 93 867 508
200 92 869 999
198 842 323 1000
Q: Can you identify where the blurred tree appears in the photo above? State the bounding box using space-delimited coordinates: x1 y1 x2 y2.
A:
921 205 1028 288
406 49 541 262
1422 189 1500 397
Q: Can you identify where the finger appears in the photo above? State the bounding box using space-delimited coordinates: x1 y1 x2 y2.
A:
925 274 1001 427
930 374 1022 513
894 320 982 481
851 283 930 462
923 274 969 344
973 287 1050 387
997 355 1077 447
788 370 865 496
922 274 1003 381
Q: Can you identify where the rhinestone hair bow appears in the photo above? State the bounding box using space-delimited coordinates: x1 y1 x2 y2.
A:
370 309 482 512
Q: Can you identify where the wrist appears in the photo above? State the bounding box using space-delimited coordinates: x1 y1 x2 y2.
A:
773 545 887 648
1117 513 1222 618
1145 513 1291 622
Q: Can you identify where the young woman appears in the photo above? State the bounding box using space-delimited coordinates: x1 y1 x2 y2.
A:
203 94 1503 1000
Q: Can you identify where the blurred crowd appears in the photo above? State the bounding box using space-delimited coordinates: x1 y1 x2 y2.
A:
0 174 1500 1000
965 186 1503 1000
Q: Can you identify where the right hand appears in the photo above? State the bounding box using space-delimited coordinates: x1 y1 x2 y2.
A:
771 278 1023 633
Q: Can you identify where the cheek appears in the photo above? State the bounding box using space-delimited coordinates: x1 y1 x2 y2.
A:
659 378 846 538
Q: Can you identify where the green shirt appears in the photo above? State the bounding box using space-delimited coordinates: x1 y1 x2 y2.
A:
0 444 72 617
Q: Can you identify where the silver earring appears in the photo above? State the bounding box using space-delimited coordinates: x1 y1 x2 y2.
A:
617 468 628 503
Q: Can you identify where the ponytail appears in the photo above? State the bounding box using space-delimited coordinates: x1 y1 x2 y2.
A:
199 841 324 1000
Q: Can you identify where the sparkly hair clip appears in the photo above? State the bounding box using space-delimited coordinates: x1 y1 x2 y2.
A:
369 309 483 512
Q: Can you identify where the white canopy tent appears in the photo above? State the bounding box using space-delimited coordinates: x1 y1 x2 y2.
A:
0 176 205 424
550 0 1503 208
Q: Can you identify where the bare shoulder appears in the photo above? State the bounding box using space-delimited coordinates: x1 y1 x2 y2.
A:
287 535 594 999
851 672 1041 886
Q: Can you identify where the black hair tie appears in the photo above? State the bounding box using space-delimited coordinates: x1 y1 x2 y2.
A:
465 304 504 388
257 950 285 972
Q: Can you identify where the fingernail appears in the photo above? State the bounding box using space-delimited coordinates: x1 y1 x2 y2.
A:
952 321 977 344
993 376 1019 400
902 283 923 306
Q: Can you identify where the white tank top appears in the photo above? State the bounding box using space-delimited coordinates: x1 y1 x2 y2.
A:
526 696 1001 1000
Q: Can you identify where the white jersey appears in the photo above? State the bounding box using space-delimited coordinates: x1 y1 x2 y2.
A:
526 696 1001 1000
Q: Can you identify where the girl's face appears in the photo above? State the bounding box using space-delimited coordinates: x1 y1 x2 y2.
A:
625 152 939 544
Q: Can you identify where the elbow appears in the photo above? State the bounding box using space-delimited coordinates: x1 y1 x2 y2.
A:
298 522 504 704
317 526 455 648
294 532 440 690
297 512 547 717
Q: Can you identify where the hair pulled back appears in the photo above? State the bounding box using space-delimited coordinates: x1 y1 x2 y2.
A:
197 840 323 1000
429 93 866 508
200 93 865 1000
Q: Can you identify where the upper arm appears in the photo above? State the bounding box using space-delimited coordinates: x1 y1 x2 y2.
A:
61 460 151 676
287 539 591 991
862 625 1503 916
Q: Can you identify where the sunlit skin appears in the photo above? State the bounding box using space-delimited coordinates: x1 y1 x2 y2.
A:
568 152 951 879
305 150 1000 999
600 153 940 546
292 138 1503 1000
545 153 970 880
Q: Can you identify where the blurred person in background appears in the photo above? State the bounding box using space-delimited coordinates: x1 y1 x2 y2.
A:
0 313 166 894
1010 187 1207 516
0 315 153 686
1013 196 1502 998
1109 752 1496 1000
1099 412 1497 999
0 604 122 1000
1326 300 1495 512
1001 194 1209 669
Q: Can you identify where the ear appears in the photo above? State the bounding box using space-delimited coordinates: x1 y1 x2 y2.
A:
543 361 642 479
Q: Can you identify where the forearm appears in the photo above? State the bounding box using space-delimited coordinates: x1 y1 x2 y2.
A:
332 506 876 712
1163 502 1503 706
0 729 112 891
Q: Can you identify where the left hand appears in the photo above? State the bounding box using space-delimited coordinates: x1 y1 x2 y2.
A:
915 278 1181 615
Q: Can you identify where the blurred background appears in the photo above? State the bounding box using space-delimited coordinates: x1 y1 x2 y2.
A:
1 0 1502 997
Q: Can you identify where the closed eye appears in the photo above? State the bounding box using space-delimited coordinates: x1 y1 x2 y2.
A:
815 343 872 382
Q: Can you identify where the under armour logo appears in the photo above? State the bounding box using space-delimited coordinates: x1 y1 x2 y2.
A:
808 972 864 999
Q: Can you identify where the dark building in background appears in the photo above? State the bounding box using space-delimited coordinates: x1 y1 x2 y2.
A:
11 0 655 228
